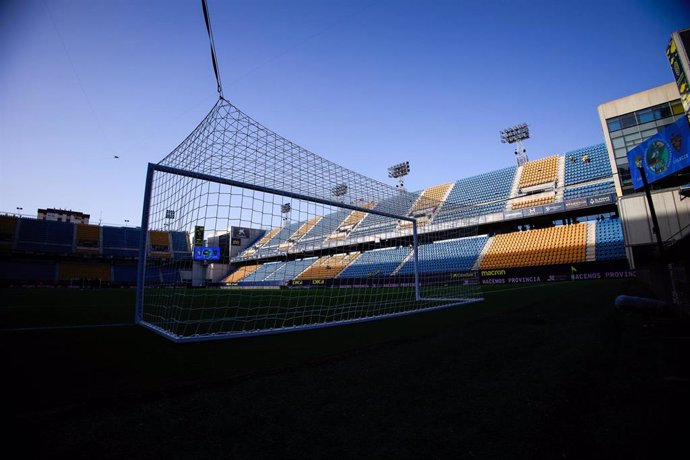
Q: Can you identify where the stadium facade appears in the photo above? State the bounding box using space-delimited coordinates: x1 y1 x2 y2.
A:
598 82 685 196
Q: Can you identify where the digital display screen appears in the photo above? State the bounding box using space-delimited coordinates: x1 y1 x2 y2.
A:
194 226 205 246
193 246 221 261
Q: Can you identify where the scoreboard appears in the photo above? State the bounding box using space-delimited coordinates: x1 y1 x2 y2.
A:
193 246 221 261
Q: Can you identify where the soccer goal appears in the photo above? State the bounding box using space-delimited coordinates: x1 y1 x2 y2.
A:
136 100 482 342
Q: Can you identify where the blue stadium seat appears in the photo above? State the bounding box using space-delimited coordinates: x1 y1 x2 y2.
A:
238 262 286 283
295 210 351 247
112 264 138 283
595 218 625 261
338 246 412 278
349 193 420 238
564 143 613 186
16 219 74 254
265 258 317 281
102 226 141 257
434 167 516 222
0 259 56 282
397 235 488 275
170 231 191 259
564 181 615 200
253 221 305 258
160 267 180 283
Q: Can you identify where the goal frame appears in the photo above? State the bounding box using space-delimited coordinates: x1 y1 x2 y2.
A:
135 162 481 342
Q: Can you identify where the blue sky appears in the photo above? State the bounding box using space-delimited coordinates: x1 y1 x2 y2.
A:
1 0 688 225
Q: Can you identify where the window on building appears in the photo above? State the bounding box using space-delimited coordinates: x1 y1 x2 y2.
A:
671 101 685 115
625 132 642 142
614 149 629 160
640 128 657 139
653 103 672 120
636 109 654 123
607 118 622 132
620 114 637 129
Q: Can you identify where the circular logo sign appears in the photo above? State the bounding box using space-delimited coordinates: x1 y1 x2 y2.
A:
645 140 671 175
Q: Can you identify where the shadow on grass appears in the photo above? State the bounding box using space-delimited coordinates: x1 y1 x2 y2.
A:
4 280 688 459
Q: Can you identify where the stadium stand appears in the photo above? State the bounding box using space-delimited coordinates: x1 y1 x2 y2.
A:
564 143 612 186
409 183 453 216
160 267 180 283
595 218 626 261
289 217 321 242
238 262 285 283
511 194 556 209
0 259 56 283
518 155 559 189
327 201 376 240
170 231 191 259
564 181 616 200
0 215 18 251
295 210 350 248
241 227 279 256
253 221 304 257
397 236 488 275
434 167 516 221
15 219 74 254
102 226 141 258
265 258 316 281
296 253 360 280
58 262 111 282
113 264 138 283
349 194 419 238
1 139 623 288
0 216 192 286
223 265 259 283
338 246 412 278
149 230 171 258
76 224 100 254
400 183 453 228
480 223 587 269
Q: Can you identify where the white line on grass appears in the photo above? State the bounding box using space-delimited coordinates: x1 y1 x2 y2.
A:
1 323 134 332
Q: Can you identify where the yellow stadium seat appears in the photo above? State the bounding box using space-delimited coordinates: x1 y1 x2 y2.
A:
76 223 100 253
296 253 360 280
59 262 111 281
480 223 587 269
223 265 260 283
518 155 559 189
409 183 453 215
149 230 171 257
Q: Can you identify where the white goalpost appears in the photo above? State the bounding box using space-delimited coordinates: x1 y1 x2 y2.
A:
135 100 482 342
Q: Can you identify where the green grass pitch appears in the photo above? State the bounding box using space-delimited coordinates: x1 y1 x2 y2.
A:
2 280 688 458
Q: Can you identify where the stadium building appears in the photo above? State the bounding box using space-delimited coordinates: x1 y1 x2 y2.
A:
1 29 689 321
0 141 627 288
37 208 90 224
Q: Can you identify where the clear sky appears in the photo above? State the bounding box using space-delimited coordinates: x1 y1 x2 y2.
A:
1 0 688 225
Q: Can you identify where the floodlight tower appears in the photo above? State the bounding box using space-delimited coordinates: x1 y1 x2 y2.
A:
280 203 291 227
332 184 348 203
388 161 410 193
500 123 530 166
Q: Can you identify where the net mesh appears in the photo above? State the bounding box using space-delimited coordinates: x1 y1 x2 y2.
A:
139 100 482 341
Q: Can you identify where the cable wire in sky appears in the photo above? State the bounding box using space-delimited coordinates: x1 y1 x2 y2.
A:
201 0 224 100
41 0 119 160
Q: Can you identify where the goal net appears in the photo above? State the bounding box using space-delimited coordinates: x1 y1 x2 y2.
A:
136 100 482 342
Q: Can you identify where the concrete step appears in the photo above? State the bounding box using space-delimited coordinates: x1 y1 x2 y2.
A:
473 235 494 270
586 221 597 262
